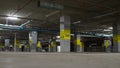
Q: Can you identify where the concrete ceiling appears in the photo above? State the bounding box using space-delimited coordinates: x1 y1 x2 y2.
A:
0 0 120 38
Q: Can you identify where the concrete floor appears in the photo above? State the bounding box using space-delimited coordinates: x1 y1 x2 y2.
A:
0 52 120 68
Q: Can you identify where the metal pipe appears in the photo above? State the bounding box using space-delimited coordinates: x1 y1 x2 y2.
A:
20 20 31 26
93 11 118 18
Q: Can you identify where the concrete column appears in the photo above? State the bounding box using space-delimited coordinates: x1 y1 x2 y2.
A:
5 39 10 51
51 41 57 52
29 31 37 52
57 45 61 52
50 37 57 52
104 38 112 52
48 39 51 52
36 41 42 52
14 33 17 52
113 19 120 52
48 44 51 52
5 39 10 46
60 15 71 52
75 35 84 52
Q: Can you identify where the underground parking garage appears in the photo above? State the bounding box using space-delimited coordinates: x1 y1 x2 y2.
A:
0 0 120 68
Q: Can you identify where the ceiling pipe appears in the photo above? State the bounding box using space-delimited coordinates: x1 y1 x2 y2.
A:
20 20 31 26
93 11 118 18
0 24 23 29
0 20 31 29
45 10 60 18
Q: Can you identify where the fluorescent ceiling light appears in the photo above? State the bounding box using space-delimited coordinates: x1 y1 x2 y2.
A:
73 21 81 24
7 16 19 20
71 34 74 36
108 27 113 30
56 36 60 38
104 29 112 31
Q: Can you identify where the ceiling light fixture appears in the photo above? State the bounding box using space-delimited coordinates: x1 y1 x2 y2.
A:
7 16 19 20
56 36 60 38
104 29 112 31
108 27 113 30
73 21 81 24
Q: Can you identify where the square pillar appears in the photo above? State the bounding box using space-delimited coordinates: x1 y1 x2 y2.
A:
74 35 84 52
5 39 10 51
104 38 112 52
51 41 57 52
29 31 37 52
60 15 71 52
5 39 10 46
113 19 120 52
36 41 42 52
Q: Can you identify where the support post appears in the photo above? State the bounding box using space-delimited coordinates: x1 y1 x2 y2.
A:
60 15 71 52
29 31 37 52
113 17 120 52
